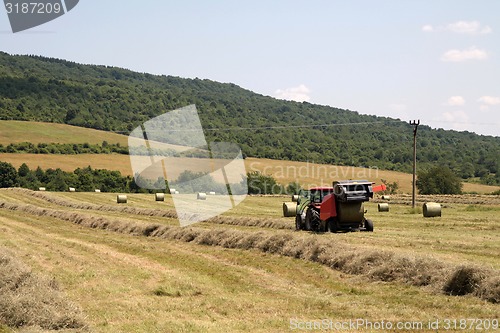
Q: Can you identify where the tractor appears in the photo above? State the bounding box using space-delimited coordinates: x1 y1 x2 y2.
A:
294 180 386 232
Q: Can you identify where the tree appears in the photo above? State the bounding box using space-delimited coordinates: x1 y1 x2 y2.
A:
416 166 462 195
246 171 282 195
0 162 18 188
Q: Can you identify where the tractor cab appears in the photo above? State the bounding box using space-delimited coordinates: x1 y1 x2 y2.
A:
298 187 333 205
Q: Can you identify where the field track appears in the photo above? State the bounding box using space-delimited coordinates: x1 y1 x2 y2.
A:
0 188 499 332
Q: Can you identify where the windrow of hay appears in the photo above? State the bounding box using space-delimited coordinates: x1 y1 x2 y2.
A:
2 188 293 230
0 200 498 304
374 193 500 206
0 247 87 332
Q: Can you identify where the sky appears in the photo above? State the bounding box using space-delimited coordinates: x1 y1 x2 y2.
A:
1 0 499 137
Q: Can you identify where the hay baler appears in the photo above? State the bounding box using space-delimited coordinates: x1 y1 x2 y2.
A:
295 180 386 232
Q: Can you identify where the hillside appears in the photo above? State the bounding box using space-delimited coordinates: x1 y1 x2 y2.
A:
0 52 499 185
0 121 498 194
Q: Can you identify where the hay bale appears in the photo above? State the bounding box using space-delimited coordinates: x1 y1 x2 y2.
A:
117 195 127 204
378 203 390 212
169 189 176 194
175 190 179 194
68 187 76 192
283 202 296 217
38 187 46 191
291 195 299 202
155 193 165 201
423 202 441 217
381 195 391 201
94 189 101 193
209 191 216 195
197 193 207 200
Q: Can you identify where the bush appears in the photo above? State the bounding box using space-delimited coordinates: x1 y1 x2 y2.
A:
416 166 462 195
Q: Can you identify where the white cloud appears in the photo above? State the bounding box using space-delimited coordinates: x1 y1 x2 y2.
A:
445 96 465 106
478 96 500 105
446 21 492 35
274 84 311 102
478 96 500 112
441 47 488 62
424 21 492 34
440 110 470 131
422 24 434 32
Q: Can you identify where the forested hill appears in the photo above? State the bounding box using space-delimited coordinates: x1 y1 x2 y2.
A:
0 52 498 184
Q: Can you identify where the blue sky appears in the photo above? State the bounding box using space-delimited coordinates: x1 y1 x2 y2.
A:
1 0 499 136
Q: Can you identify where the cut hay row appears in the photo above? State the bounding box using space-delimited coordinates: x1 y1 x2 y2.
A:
3 188 293 230
0 247 87 332
0 200 498 304
374 193 500 206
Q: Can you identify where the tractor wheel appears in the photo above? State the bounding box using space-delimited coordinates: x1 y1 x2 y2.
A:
365 219 374 232
295 214 303 231
305 208 321 232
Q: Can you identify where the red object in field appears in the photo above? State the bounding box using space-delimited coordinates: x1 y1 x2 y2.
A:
372 184 387 192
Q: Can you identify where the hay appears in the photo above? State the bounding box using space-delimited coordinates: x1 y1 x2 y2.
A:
209 191 216 195
38 187 46 191
155 193 165 201
381 195 391 200
169 189 176 194
282 202 296 217
291 195 299 202
443 265 485 296
94 189 101 193
378 203 389 212
423 202 441 217
0 199 499 304
197 193 207 200
68 187 76 192
0 247 86 331
116 195 127 204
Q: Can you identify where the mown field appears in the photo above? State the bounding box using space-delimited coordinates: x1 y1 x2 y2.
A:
0 189 499 332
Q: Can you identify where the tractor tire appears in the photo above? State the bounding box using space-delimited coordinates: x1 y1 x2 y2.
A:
365 219 374 232
295 214 303 231
305 208 321 232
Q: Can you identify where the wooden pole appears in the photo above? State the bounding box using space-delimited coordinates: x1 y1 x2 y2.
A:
410 120 420 208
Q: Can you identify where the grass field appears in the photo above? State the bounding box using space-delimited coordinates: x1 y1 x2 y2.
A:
0 189 498 332
1 120 499 194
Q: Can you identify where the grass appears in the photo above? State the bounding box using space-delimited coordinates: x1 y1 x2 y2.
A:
1 120 499 194
0 189 499 332
0 121 128 146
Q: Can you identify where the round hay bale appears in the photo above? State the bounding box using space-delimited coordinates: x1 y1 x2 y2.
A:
291 195 299 202
174 190 179 194
155 193 165 201
381 195 391 201
283 202 296 217
378 203 390 212
38 187 46 191
68 187 76 192
197 192 207 200
117 195 127 204
423 202 441 217
169 189 176 194
95 189 101 193
209 191 216 195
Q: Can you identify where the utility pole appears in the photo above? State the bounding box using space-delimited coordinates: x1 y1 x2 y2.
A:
410 120 420 208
